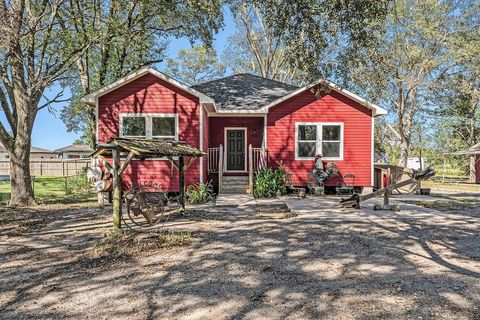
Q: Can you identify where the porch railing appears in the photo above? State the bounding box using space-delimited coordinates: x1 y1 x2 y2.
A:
208 145 266 194
207 146 223 192
248 145 268 194
207 147 220 173
252 147 267 172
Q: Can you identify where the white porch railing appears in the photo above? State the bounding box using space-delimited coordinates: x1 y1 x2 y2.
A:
207 147 220 173
207 146 223 192
248 145 268 194
252 147 267 172
208 145 266 194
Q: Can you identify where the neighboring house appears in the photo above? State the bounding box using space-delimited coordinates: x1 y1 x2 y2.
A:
0 145 56 160
81 67 387 193
473 143 480 184
55 144 94 159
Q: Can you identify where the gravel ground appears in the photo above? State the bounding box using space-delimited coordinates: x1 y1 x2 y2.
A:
0 196 479 320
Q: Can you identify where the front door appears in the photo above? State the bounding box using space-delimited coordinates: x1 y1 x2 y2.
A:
226 129 245 171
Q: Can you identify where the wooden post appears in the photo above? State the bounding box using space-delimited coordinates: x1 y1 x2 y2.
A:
443 156 446 184
248 144 253 194
218 144 223 193
179 156 185 211
40 161 43 176
112 147 122 229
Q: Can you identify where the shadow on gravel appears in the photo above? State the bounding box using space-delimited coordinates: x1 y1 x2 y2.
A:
1 201 479 319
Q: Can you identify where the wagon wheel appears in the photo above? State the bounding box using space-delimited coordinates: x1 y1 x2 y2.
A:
122 186 171 230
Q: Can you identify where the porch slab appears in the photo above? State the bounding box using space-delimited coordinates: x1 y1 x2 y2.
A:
215 193 256 208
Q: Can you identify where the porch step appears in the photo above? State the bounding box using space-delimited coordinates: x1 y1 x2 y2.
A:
221 176 249 194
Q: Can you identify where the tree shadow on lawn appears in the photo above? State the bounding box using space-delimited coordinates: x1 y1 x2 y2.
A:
1 203 479 319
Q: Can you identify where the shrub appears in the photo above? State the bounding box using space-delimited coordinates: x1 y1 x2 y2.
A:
66 174 91 194
186 181 214 204
254 165 288 198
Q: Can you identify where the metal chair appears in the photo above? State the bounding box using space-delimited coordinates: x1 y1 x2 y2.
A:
336 174 355 195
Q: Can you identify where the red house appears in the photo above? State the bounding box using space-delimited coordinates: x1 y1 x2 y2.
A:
81 67 387 193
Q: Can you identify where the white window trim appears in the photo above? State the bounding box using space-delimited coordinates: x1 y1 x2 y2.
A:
119 113 178 140
295 122 344 161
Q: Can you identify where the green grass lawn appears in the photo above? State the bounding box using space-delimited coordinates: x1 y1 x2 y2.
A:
422 180 480 192
0 176 96 204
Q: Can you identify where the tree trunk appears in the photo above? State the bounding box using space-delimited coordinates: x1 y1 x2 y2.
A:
469 155 476 183
399 136 410 167
9 139 36 206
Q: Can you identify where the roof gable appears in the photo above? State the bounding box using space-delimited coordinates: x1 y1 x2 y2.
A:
261 80 387 117
80 67 214 105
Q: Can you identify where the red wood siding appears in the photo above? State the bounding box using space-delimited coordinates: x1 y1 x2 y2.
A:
98 73 201 191
267 88 373 187
208 117 264 149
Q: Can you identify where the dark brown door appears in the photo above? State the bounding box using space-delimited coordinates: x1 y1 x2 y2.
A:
226 130 245 171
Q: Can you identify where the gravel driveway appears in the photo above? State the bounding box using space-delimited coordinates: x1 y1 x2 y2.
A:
0 196 479 319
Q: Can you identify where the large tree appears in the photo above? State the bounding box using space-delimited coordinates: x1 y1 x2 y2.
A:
255 0 390 82
60 0 225 146
223 2 306 85
433 2 480 180
164 45 225 85
342 0 469 166
0 0 89 206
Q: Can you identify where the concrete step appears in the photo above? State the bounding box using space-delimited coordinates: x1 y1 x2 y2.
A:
221 188 249 194
221 176 250 194
222 181 249 187
222 176 249 182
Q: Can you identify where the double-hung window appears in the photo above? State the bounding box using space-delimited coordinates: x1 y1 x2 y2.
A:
120 114 178 140
296 122 343 160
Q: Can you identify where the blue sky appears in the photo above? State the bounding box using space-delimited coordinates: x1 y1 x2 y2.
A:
7 9 236 151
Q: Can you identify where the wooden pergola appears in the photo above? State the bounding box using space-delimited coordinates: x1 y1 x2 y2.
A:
92 137 205 229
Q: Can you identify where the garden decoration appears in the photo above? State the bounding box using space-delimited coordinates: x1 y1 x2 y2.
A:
91 137 204 230
340 168 435 210
123 185 179 230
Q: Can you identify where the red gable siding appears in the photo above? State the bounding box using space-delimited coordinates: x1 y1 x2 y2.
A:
267 88 373 187
98 73 201 191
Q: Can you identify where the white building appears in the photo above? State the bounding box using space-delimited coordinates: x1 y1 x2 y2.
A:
407 157 428 170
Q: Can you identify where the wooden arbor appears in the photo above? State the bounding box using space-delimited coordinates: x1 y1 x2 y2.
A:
92 137 204 229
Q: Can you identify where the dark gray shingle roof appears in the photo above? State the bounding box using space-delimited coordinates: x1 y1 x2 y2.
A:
192 74 298 111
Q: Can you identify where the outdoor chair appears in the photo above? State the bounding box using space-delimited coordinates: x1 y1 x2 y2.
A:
285 174 306 198
307 173 324 196
336 174 355 195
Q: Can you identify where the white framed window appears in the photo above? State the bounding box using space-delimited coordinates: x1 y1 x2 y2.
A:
295 122 344 160
119 113 178 140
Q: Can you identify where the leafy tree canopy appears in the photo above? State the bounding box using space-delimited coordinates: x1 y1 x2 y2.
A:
164 45 225 85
